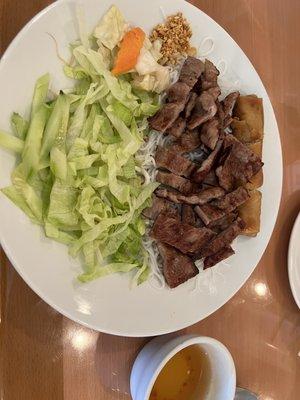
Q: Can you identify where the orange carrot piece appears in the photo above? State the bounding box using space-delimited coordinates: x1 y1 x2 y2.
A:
112 27 145 75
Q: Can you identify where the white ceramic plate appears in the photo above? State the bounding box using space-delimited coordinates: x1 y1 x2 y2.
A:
0 0 282 336
288 212 300 309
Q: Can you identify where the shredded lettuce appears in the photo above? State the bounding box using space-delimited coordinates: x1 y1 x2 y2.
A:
31 74 50 117
0 130 24 153
78 262 137 283
133 38 170 93
93 5 128 50
11 113 29 140
0 6 162 285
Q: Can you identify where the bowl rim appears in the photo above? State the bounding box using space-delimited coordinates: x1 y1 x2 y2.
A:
132 335 236 400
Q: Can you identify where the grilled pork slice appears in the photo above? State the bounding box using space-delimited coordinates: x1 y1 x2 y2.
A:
199 217 246 258
167 117 186 138
208 212 238 233
155 146 196 177
201 59 220 90
192 139 223 183
188 91 218 130
148 103 184 133
157 243 199 288
142 196 177 220
195 204 225 226
185 92 197 118
166 81 191 105
169 130 201 154
156 171 197 195
219 91 240 128
211 186 250 210
179 56 205 88
200 118 219 150
155 186 225 205
216 134 263 191
194 187 250 225
151 214 215 254
203 246 235 269
181 204 196 225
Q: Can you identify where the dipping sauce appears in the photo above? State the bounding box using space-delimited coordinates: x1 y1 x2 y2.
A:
149 345 211 400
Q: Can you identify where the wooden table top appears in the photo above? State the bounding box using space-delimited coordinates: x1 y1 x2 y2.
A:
1 1 300 399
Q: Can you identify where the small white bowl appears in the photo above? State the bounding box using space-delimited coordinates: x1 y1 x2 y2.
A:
130 334 236 400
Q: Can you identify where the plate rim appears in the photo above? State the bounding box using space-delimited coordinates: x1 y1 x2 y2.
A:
288 211 300 309
0 0 283 336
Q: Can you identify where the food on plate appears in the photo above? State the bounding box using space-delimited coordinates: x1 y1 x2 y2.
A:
157 242 199 288
231 95 264 142
231 119 261 143
204 246 235 269
0 5 169 284
233 95 264 139
150 12 196 65
148 57 204 133
0 5 265 289
238 190 262 236
231 94 264 229
112 27 146 75
148 55 264 287
244 141 263 190
151 214 216 255
155 146 196 177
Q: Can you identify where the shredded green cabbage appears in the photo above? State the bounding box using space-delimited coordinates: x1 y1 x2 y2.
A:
0 10 161 284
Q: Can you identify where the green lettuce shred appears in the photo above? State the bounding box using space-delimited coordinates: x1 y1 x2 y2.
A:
0 32 160 283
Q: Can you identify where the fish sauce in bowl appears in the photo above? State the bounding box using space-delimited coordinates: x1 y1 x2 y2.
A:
149 344 211 400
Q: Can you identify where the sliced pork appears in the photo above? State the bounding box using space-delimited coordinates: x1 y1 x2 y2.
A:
222 91 240 118
156 171 197 194
146 57 264 284
157 243 199 288
192 139 223 183
204 246 235 269
216 134 264 191
194 187 249 226
142 196 178 220
208 212 238 233
155 186 225 205
185 92 197 118
167 117 186 138
181 204 197 225
200 118 219 150
179 56 205 88
194 204 226 226
188 91 218 130
149 103 183 133
203 170 218 186
151 214 215 254
199 217 246 257
211 187 250 210
167 81 191 105
201 59 220 90
155 146 196 177
169 130 201 154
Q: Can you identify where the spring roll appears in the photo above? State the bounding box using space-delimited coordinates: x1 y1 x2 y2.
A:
231 119 262 143
238 190 262 236
245 141 263 190
234 95 264 135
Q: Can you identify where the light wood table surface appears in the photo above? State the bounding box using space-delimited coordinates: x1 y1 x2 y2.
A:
1 1 300 399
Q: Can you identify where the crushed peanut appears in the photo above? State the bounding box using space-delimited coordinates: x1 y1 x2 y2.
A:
150 12 196 65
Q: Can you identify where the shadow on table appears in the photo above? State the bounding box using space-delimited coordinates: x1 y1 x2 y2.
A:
267 189 300 311
94 330 186 397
